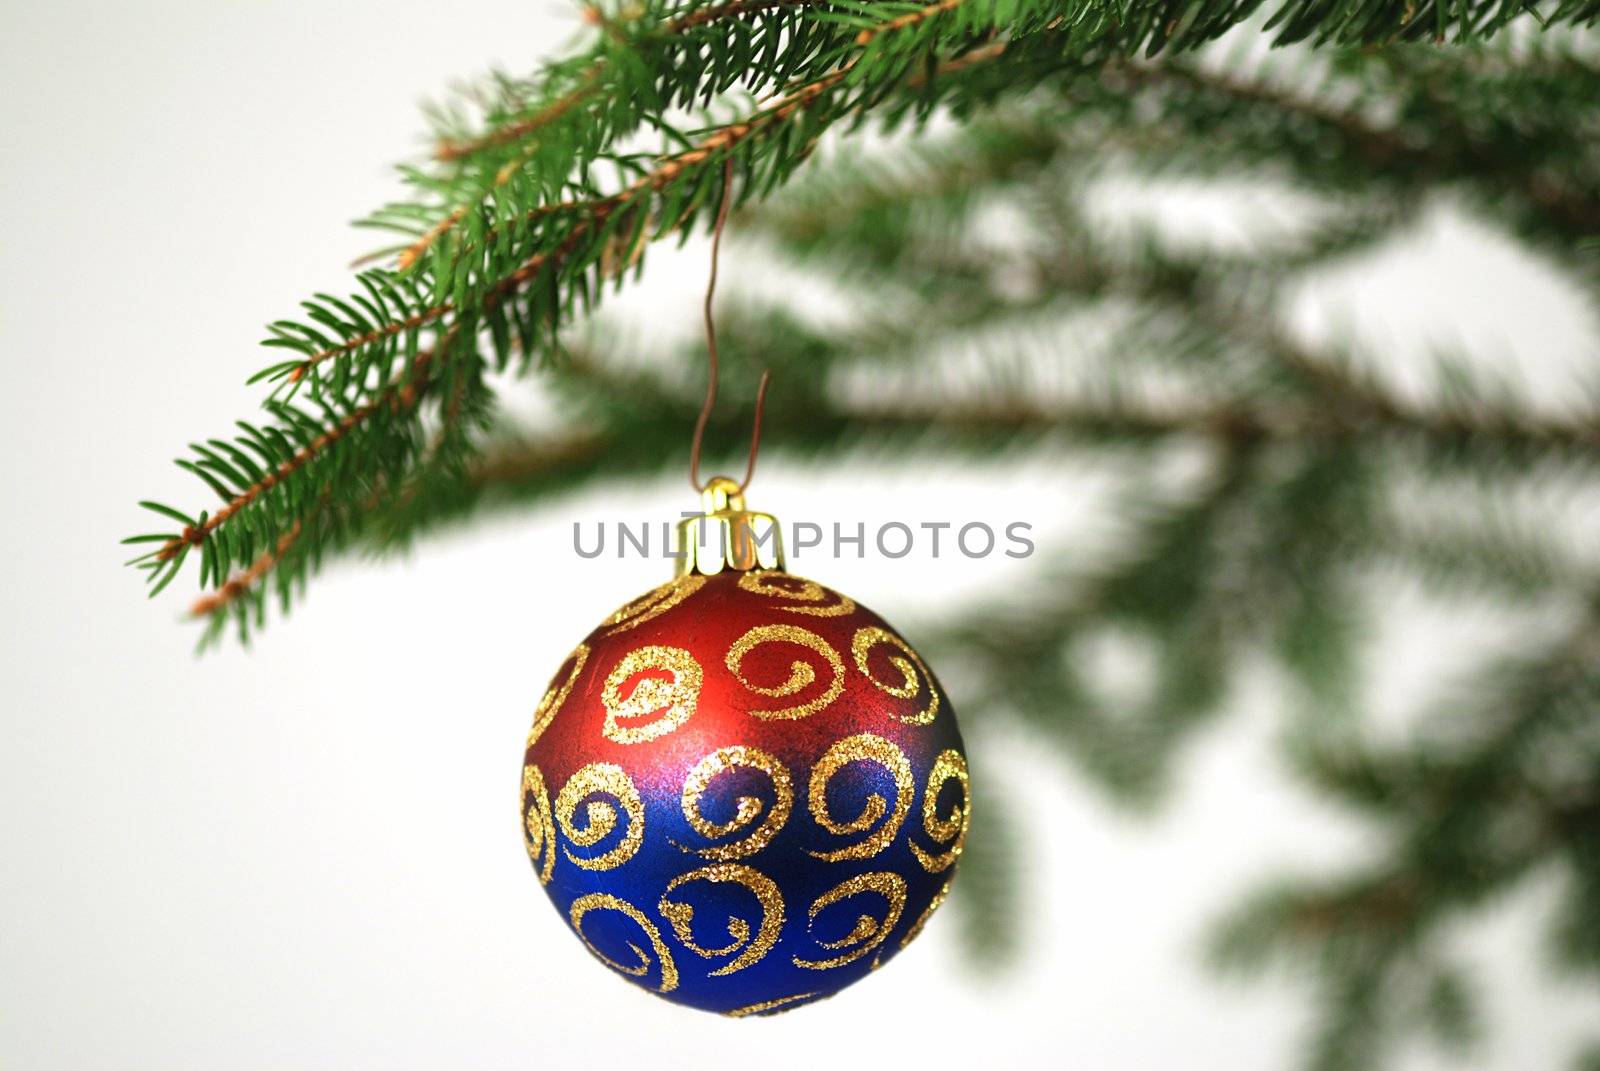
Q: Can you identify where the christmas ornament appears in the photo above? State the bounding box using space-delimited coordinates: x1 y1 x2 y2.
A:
521 160 967 1014
520 477 969 1016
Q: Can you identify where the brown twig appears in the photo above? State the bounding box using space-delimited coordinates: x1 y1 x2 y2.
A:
857 0 965 46
413 0 844 267
188 518 306 618
288 310 445 383
906 39 1008 86
297 61 858 384
434 66 606 163
643 63 855 187
418 0 830 263
851 390 1600 454
1120 60 1600 237
156 409 370 559
434 0 832 163
402 196 596 274
1111 62 1409 165
415 72 608 263
465 433 611 488
217 47 1005 549
397 208 467 270
404 0 1005 272
554 339 1600 457
666 0 818 32
159 351 436 561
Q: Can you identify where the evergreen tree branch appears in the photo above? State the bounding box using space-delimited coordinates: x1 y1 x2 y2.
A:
433 63 606 163
189 517 306 619
857 0 970 47
1212 593 1600 1067
149 351 435 563
135 4 1600 630
416 0 836 261
666 0 823 32
1123 57 1600 238
294 58 866 390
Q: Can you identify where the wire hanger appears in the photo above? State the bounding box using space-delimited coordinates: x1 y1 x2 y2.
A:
688 156 771 494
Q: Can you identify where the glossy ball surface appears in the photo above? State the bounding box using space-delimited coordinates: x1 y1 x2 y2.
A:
521 568 968 1016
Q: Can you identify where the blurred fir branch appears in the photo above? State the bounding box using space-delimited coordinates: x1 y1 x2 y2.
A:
127 2 1600 1066
125 2 1600 637
1209 593 1600 1070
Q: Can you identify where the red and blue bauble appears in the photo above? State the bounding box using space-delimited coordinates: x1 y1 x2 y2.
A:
520 479 969 1016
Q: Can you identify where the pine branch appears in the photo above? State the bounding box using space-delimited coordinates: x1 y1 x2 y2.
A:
415 0 838 261
134 15 1099 622
149 351 435 563
857 0 969 46
433 64 606 163
190 517 306 619
1127 57 1600 238
131 2 1593 627
1212 592 1600 1068
132 2 1600 644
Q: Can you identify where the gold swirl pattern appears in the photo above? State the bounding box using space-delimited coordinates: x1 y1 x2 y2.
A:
725 992 823 1018
521 765 557 884
555 763 644 871
601 645 702 745
806 733 913 862
911 749 971 873
900 881 951 949
526 643 588 749
737 571 856 616
602 575 705 635
570 893 679 993
793 872 907 970
680 746 794 860
851 626 939 726
725 625 844 721
658 864 784 977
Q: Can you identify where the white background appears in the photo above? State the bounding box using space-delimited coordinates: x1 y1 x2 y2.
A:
2 3 1597 1068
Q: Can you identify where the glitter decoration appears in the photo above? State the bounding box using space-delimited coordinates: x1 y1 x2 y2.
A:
680 746 794 860
603 574 707 635
521 764 557 884
659 864 785 976
522 566 966 1014
911 749 970 873
806 733 913 862
852 625 939 725
570 893 680 993
792 872 908 970
737 570 856 616
724 992 823 1018
555 762 645 871
601 645 702 744
724 624 844 720
899 880 951 949
526 643 587 748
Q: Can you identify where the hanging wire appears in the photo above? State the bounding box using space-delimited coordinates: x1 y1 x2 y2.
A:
689 156 772 494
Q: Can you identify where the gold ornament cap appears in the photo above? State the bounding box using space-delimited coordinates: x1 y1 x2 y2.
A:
675 476 785 577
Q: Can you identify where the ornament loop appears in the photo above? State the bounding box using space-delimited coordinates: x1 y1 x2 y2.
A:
674 476 785 577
